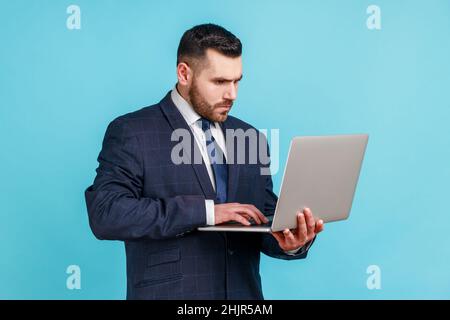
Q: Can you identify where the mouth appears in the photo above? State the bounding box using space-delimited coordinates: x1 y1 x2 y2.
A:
217 103 233 110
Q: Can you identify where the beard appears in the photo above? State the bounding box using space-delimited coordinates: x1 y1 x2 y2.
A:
188 79 233 122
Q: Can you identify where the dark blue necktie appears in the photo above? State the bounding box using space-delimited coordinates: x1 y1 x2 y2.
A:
199 118 228 204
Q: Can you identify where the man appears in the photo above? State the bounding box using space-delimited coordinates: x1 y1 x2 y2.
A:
85 23 324 300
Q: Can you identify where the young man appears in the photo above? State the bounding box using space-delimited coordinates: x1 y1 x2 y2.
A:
85 23 324 300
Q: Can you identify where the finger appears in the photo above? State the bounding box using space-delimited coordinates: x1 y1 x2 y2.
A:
232 206 263 224
245 204 269 223
230 213 251 226
283 228 296 244
315 219 324 233
303 208 316 238
236 204 266 224
271 231 284 243
296 212 308 241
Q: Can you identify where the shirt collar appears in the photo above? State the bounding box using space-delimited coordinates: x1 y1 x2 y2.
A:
170 85 202 126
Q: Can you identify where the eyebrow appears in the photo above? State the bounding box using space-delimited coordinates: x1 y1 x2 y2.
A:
212 74 243 82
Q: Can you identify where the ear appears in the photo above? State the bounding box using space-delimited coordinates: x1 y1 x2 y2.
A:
176 62 192 86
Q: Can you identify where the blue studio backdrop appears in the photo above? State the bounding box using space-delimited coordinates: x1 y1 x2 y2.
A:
1 0 449 299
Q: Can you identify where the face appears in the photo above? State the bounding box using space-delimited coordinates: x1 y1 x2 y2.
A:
179 49 243 122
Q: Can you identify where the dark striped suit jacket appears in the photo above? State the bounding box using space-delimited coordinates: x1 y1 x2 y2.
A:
85 91 314 299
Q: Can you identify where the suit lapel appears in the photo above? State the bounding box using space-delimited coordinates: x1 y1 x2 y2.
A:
159 91 216 199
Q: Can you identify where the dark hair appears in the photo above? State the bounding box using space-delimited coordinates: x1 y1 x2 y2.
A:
177 23 242 66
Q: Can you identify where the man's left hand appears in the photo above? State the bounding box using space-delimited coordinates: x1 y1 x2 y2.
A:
271 207 324 252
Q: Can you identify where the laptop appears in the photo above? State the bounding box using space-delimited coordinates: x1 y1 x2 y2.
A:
197 134 369 233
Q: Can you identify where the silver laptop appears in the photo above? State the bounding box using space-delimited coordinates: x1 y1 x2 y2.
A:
197 134 369 233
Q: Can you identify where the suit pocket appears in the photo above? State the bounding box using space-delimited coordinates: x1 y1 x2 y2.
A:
134 274 183 288
134 247 183 288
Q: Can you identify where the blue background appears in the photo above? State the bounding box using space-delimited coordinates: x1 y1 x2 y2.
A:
1 0 449 299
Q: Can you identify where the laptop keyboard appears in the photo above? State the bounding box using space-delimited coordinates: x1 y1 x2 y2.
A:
221 215 274 226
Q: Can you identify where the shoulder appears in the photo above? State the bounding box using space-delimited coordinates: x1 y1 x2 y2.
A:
224 115 268 143
106 103 164 137
225 115 257 131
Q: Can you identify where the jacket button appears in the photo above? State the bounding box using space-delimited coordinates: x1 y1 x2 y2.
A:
228 249 234 255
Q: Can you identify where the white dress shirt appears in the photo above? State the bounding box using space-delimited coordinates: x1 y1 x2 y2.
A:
171 87 225 225
170 86 304 255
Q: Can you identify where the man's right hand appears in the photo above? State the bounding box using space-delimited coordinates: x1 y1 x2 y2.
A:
214 203 269 225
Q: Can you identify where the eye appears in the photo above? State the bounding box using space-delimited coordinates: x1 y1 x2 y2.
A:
214 80 225 85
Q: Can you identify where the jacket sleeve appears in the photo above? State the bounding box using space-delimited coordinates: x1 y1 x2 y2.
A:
259 139 315 260
85 118 207 241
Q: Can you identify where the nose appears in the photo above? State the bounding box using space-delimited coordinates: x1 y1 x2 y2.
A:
224 82 238 101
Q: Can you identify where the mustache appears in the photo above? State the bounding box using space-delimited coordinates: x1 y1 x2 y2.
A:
215 101 233 108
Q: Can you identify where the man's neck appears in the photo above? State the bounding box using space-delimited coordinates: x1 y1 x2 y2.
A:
175 83 191 106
